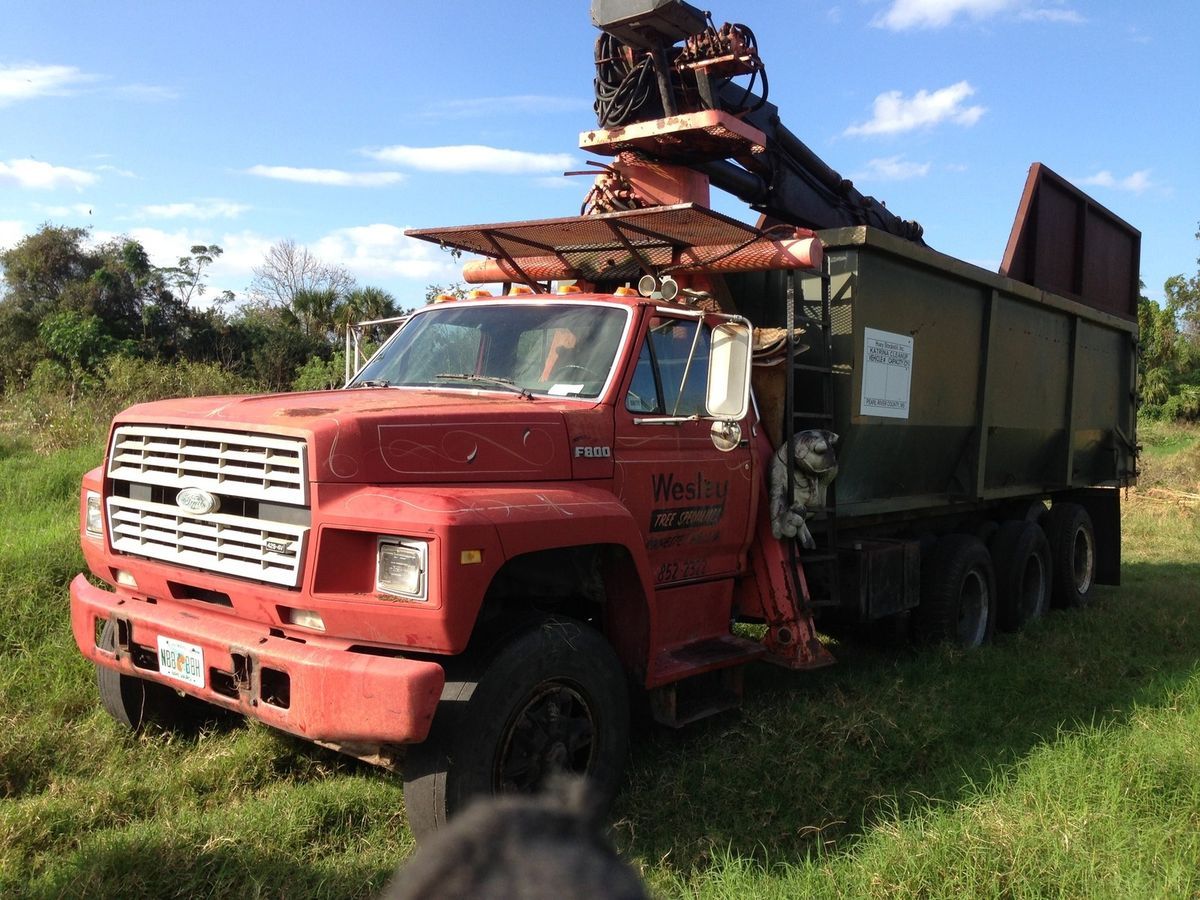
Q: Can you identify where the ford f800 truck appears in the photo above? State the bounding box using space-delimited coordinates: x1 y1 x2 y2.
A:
70 0 1138 837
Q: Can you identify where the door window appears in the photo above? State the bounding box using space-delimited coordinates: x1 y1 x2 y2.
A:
625 316 711 416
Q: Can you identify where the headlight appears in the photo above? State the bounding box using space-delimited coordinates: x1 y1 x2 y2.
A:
376 538 428 600
85 492 103 537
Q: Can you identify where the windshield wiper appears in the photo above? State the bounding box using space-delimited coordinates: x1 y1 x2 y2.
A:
356 379 391 388
435 373 534 399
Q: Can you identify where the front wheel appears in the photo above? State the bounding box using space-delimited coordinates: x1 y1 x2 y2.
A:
96 619 208 731
402 617 630 840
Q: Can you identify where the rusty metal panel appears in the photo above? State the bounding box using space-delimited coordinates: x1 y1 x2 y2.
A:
1000 163 1140 321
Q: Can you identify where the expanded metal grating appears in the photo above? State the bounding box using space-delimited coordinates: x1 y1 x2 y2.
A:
406 203 764 282
108 426 308 507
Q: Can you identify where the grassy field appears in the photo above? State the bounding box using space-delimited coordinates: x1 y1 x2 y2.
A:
1 426 1198 898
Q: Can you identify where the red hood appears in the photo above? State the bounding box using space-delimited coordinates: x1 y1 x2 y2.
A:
115 388 584 484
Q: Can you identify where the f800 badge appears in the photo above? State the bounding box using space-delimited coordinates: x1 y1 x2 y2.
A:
574 446 612 459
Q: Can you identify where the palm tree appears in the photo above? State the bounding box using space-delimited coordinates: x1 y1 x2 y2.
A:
337 287 402 342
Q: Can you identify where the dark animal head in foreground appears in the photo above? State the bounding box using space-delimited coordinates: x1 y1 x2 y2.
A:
385 778 647 900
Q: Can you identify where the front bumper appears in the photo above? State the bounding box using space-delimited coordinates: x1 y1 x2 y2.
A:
70 574 445 745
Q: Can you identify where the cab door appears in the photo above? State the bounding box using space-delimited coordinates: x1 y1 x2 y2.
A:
612 311 756 588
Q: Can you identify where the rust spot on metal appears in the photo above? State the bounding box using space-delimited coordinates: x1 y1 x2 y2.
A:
276 407 337 417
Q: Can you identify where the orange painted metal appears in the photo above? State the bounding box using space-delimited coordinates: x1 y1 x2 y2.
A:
580 109 767 164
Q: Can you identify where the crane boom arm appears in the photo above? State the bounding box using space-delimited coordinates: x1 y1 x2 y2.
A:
588 0 925 243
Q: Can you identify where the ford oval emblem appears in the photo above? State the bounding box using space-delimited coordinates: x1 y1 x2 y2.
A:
177 487 220 515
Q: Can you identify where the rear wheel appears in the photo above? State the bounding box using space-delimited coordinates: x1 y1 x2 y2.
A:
914 534 996 649
1044 502 1096 608
990 520 1051 631
402 616 630 840
96 619 207 730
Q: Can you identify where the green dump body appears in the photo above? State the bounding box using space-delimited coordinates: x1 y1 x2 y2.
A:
732 226 1138 524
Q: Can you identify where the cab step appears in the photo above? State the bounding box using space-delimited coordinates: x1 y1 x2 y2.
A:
651 633 765 684
649 666 746 728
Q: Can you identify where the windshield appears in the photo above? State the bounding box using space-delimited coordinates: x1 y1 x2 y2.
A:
352 302 629 399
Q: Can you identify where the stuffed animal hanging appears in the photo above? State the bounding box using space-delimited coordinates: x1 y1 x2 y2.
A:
769 430 839 548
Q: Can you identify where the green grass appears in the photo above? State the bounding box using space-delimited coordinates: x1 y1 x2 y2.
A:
1 427 1199 897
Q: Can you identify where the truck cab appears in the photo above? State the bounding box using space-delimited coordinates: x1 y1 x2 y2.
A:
71 288 767 835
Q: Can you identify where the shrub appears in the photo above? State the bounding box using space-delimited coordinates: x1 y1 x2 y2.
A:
0 356 260 453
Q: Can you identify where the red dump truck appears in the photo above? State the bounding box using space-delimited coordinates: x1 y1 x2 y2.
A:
70 0 1138 836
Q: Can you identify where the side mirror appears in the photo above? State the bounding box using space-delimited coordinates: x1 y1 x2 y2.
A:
706 319 752 421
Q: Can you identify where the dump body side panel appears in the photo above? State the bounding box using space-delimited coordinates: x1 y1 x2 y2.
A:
730 226 1136 524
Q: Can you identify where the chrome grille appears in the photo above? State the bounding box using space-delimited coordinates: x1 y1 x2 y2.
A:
106 425 310 588
108 425 308 506
107 496 308 588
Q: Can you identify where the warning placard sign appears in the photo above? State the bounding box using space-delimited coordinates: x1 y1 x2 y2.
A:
860 327 913 419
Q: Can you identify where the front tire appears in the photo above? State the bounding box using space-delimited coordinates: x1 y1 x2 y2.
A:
402 617 630 840
96 619 207 730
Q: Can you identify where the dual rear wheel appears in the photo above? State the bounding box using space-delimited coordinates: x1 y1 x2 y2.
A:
915 502 1095 649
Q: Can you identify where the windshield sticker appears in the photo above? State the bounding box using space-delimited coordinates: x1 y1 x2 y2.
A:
548 383 585 396
860 327 913 419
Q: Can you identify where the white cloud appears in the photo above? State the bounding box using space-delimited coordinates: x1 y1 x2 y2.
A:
312 224 457 282
96 164 137 178
874 0 1083 29
364 144 576 175
0 220 27 250
245 165 406 187
0 63 95 105
852 156 932 181
844 81 985 136
0 158 97 190
1078 169 1154 194
136 200 251 220
419 95 591 119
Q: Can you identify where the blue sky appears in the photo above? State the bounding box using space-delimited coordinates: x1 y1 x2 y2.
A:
1 0 1196 307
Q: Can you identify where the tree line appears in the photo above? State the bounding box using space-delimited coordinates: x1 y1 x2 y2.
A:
1137 224 1200 421
2 220 1199 423
0 225 410 398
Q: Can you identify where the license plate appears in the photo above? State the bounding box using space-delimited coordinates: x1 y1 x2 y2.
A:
157 636 205 689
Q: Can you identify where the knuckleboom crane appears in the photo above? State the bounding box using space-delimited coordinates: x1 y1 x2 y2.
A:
584 0 925 243
411 0 924 295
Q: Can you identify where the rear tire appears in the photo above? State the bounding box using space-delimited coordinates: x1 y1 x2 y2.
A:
914 534 996 649
402 616 630 840
990 520 1051 632
1043 503 1096 608
96 619 207 731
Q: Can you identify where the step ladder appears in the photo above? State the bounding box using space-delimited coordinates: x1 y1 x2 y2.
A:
783 263 841 610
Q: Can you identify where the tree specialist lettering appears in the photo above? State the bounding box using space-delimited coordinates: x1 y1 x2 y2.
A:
649 471 728 533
